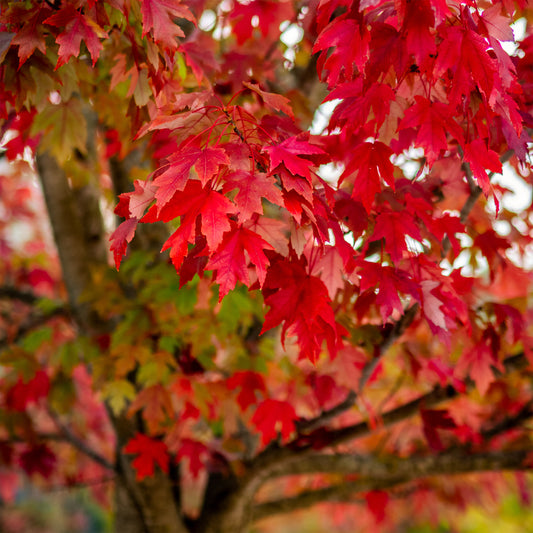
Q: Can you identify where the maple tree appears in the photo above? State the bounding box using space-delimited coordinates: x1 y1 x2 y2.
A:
0 0 533 532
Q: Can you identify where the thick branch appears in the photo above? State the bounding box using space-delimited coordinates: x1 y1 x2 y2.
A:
37 149 184 533
481 400 533 441
252 449 532 521
253 478 396 521
0 286 40 304
238 351 529 517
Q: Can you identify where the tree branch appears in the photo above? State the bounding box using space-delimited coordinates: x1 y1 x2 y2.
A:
0 286 40 305
252 449 533 521
296 304 420 434
0 306 70 350
241 350 529 514
481 400 533 441
48 410 115 471
295 391 357 433
358 303 419 391
297 351 527 451
253 478 395 521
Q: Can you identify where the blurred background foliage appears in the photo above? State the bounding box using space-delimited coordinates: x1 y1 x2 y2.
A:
0 483 112 533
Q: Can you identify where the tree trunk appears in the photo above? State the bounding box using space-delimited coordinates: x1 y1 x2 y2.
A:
37 148 189 533
114 468 186 533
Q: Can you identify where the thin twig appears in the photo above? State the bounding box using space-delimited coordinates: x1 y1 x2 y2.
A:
47 409 116 471
443 149 515 254
296 391 357 433
358 303 419 392
311 351 527 450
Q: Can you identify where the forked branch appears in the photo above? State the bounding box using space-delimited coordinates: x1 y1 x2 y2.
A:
252 449 533 521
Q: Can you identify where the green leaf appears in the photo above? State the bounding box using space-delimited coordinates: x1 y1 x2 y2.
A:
176 53 187 80
35 298 63 315
49 375 76 414
175 285 197 315
21 327 52 352
217 287 256 334
101 380 136 415
32 98 88 162
159 336 179 353
137 361 171 387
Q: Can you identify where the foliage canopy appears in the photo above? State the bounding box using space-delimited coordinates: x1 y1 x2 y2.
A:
1 0 533 532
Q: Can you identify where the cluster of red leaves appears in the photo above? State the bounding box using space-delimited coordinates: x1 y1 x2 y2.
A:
107 0 533 482
104 0 531 366
1 0 533 514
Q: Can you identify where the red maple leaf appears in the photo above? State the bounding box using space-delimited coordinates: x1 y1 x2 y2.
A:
436 25 498 104
463 139 502 198
244 82 294 118
18 444 56 478
358 263 419 322
328 80 396 134
311 245 345 300
420 280 448 331
180 401 200 422
109 217 138 270
206 225 273 300
306 373 338 406
245 216 288 256
176 439 208 478
251 399 297 445
421 409 456 452
140 0 195 50
262 259 339 363
371 210 422 263
124 433 169 481
5 370 50 412
456 335 504 396
340 141 395 212
399 96 464 165
128 180 157 219
161 218 196 273
1 109 39 161
313 17 370 86
227 371 267 411
154 146 229 207
147 180 236 268
279 168 313 205
400 0 436 66
365 490 389 524
224 170 284 220
44 6 108 68
10 9 47 66
265 136 324 181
